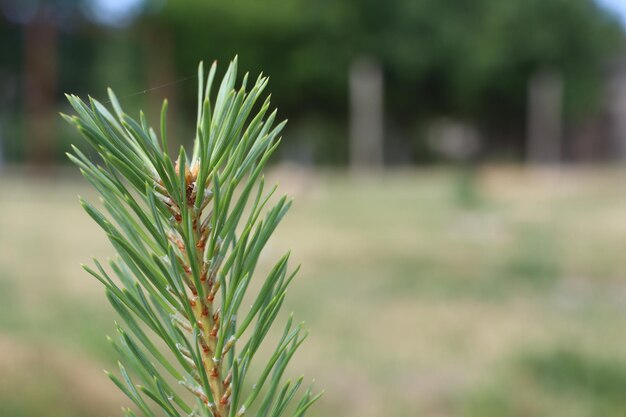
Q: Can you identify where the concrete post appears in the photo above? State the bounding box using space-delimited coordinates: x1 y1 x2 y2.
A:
527 69 563 164
349 58 384 170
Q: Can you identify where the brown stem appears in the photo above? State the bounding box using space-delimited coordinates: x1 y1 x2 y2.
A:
165 170 229 417
192 206 228 416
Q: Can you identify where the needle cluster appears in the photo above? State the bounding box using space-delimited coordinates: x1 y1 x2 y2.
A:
63 58 319 417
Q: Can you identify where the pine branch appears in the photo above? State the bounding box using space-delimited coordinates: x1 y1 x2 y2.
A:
64 57 321 417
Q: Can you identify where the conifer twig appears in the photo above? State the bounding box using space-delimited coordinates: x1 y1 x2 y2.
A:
64 57 321 417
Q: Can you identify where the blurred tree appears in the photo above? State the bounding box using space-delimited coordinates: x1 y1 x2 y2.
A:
0 0 623 165
147 0 624 163
2 0 91 167
0 0 148 166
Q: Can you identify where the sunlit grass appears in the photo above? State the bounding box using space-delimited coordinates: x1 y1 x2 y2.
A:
2 167 626 416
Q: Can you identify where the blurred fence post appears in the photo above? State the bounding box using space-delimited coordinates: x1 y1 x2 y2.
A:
527 69 562 164
349 57 384 170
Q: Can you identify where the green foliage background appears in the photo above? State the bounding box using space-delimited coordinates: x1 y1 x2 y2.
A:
1 0 624 163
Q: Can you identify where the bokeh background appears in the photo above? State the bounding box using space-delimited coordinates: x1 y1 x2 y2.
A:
2 0 626 416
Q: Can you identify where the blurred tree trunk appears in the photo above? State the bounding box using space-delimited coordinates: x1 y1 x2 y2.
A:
23 9 57 169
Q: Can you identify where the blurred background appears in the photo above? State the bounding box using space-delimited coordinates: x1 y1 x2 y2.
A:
2 0 626 416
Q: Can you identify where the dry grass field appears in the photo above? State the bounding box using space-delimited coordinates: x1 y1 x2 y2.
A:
1 166 626 417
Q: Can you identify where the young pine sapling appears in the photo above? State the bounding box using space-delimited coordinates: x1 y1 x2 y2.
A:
63 58 320 417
